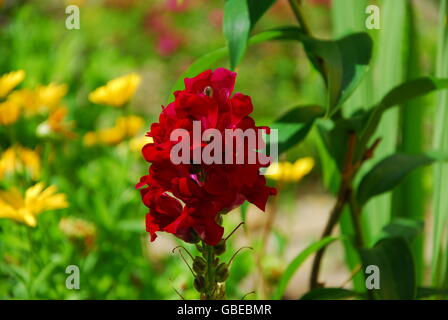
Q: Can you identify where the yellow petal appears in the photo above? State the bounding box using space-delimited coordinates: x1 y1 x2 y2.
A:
0 100 20 125
36 83 68 109
0 187 25 209
89 73 141 107
115 115 144 137
291 157 315 181
8 89 40 115
0 70 26 98
265 162 282 181
97 127 126 145
0 200 19 220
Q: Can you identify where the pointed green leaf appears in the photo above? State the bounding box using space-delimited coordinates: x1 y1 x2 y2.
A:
301 32 373 115
268 105 324 155
361 77 448 145
272 236 338 300
223 0 277 69
357 152 448 206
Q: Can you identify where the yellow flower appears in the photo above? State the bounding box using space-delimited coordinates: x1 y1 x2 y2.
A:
130 135 154 153
89 73 141 107
8 83 67 115
7 89 38 115
36 83 68 109
0 146 41 180
84 115 145 146
0 70 26 98
0 100 20 125
115 115 144 136
97 127 126 145
265 157 315 183
0 183 68 227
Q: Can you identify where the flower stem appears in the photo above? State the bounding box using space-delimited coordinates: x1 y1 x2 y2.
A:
349 195 364 248
204 243 215 297
309 133 357 289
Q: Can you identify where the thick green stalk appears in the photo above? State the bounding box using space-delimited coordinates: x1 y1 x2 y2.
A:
330 0 370 292
392 1 425 285
361 0 410 246
432 0 448 289
204 244 217 298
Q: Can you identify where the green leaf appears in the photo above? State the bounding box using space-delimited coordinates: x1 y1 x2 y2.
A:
361 77 448 145
271 236 338 300
300 287 363 300
268 105 324 155
360 237 416 300
301 32 373 115
432 0 448 289
379 219 424 245
168 26 305 100
223 0 276 69
357 152 448 206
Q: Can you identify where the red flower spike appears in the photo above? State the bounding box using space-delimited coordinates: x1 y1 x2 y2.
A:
137 68 276 246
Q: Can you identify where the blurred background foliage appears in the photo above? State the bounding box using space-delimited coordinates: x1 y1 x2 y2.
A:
0 0 446 299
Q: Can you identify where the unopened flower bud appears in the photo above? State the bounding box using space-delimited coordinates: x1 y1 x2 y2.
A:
214 240 226 255
194 276 206 293
193 257 207 274
216 262 229 282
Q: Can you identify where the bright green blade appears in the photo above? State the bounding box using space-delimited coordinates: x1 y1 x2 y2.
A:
432 0 448 289
331 0 369 292
361 0 411 246
392 2 425 284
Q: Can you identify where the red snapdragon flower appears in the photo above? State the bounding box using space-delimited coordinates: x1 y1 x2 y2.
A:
137 68 276 246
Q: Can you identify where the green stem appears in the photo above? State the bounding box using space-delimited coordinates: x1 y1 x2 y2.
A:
309 133 357 289
26 227 35 299
200 242 221 299
349 194 364 248
205 243 215 294
288 0 311 36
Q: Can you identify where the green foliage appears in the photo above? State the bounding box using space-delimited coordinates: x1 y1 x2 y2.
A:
223 0 277 69
271 237 337 300
360 237 416 300
357 153 442 206
2 0 448 301
301 33 372 115
432 0 448 290
268 105 324 155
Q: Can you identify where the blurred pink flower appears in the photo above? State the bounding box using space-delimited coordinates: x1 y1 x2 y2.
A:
208 9 223 29
156 32 183 57
165 0 190 12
